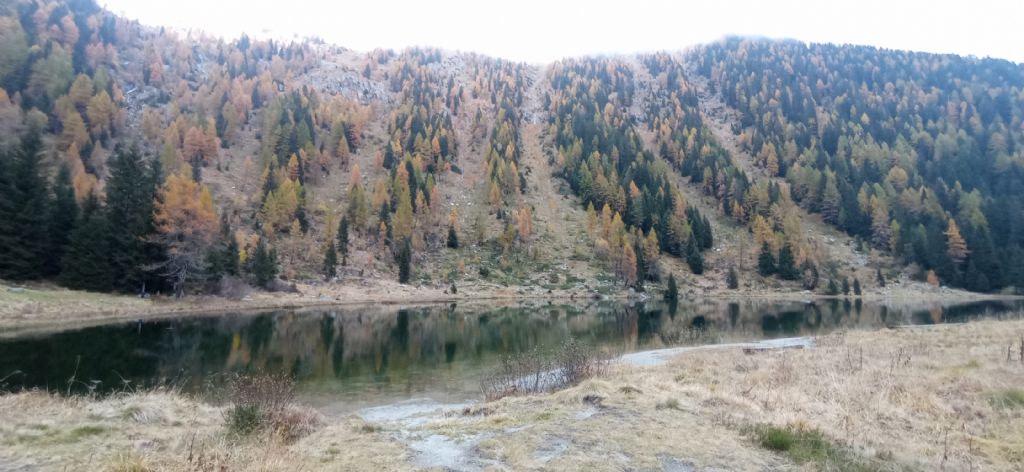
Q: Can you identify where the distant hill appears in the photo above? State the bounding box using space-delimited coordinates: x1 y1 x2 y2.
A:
1 0 1021 297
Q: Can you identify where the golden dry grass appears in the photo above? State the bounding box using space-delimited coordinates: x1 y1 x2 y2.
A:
0 390 409 471
409 319 1024 471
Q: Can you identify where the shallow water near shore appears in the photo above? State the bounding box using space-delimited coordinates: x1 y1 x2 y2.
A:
1 297 1021 414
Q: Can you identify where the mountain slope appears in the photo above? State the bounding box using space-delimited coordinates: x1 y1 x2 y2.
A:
1 0 1021 298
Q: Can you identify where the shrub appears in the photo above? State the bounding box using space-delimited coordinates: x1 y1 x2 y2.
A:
480 338 611 400
223 373 297 437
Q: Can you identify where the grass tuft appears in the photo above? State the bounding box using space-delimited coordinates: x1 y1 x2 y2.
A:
987 389 1024 409
752 424 885 471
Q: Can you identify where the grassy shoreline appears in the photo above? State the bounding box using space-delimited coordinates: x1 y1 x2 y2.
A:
2 279 1019 336
2 320 1023 471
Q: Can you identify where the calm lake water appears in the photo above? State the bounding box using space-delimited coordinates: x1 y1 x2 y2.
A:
1 298 1021 413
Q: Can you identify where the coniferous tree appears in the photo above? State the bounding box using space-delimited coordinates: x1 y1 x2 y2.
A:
757 242 776 276
0 131 49 280
105 146 160 293
826 278 840 295
853 278 862 296
397 237 412 284
665 272 679 302
842 277 851 295
777 245 798 280
876 268 886 287
726 266 739 289
208 214 238 280
43 164 78 277
249 238 278 288
59 192 114 292
685 240 704 274
323 240 337 279
446 224 459 249
336 216 349 266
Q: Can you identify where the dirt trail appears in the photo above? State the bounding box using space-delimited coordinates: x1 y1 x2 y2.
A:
519 66 595 275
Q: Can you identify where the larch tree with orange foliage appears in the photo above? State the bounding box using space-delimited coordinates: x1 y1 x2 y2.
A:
944 218 969 264
152 173 219 297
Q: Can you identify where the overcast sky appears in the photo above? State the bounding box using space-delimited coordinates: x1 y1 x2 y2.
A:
101 0 1024 64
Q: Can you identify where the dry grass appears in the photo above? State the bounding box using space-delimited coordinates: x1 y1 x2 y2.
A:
0 389 408 471
416 320 1024 471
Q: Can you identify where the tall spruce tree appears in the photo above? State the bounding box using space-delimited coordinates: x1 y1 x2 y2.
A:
665 272 679 302
336 216 349 266
249 238 278 288
397 237 412 284
757 242 776 276
323 240 337 279
105 146 161 293
43 164 78 277
59 192 114 292
0 131 49 280
446 225 459 249
685 240 704 274
777 245 798 280
208 214 238 280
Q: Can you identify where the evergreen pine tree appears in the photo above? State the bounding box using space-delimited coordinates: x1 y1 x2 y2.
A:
777 245 798 280
43 164 78 277
876 268 886 287
106 146 160 293
337 216 350 265
446 224 459 249
842 277 850 295
826 278 839 295
0 131 49 280
634 239 647 284
249 239 278 288
208 215 238 280
726 266 739 289
224 235 239 276
59 192 115 292
397 237 412 284
323 240 337 279
757 242 776 276
853 278 862 296
685 240 704 274
665 273 679 302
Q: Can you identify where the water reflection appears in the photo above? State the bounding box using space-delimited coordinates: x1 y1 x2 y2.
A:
0 298 1020 411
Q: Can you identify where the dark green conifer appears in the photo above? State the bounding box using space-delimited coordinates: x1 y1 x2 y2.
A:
397 238 412 284
59 192 114 292
757 242 776 276
323 240 337 279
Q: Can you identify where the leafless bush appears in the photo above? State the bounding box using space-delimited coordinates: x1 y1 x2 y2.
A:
480 338 612 401
556 338 611 385
223 372 300 438
659 325 720 346
272 405 324 442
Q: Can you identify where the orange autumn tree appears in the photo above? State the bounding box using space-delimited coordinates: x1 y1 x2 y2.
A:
152 173 219 296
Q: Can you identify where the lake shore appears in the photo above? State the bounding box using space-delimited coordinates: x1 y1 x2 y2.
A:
1 278 1020 336
1 319 1023 471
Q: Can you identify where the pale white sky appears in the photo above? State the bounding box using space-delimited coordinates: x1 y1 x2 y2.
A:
102 0 1024 64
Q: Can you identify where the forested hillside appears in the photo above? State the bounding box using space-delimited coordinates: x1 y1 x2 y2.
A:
0 0 1021 298
693 38 1024 291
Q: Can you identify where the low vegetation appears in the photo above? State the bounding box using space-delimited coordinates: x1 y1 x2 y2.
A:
752 424 889 471
480 338 612 400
